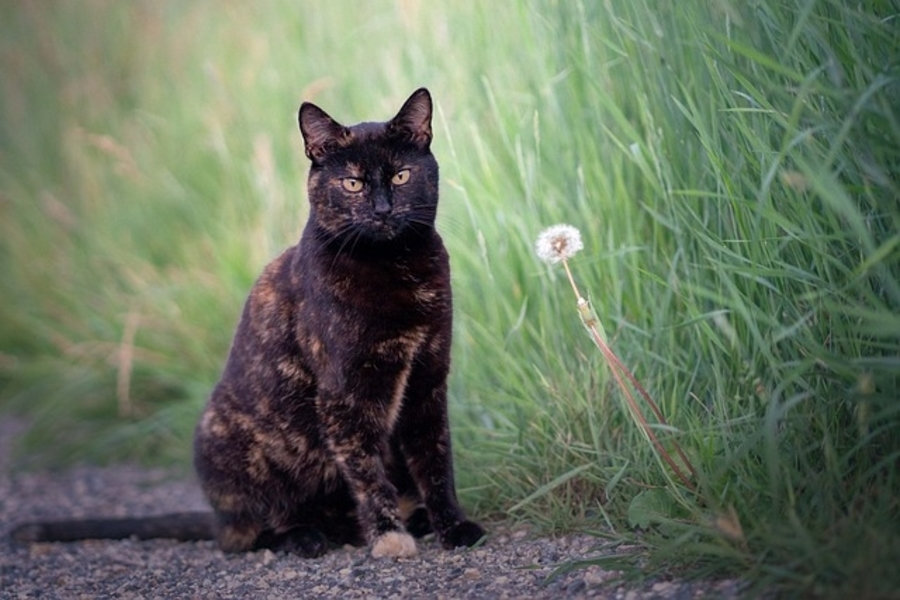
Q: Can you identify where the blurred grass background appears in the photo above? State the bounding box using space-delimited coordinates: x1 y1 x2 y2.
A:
1 0 898 595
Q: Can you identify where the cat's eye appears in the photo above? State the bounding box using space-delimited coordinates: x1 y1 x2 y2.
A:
391 169 411 186
341 178 364 193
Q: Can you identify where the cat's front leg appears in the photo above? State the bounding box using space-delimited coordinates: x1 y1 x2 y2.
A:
317 390 418 558
398 372 486 549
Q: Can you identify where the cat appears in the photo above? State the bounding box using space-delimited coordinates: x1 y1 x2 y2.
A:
193 87 484 558
10 88 485 559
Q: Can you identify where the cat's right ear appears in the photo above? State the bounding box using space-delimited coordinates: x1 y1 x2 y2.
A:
298 103 350 163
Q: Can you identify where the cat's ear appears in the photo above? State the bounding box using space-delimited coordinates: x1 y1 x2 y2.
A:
389 88 433 148
298 102 350 162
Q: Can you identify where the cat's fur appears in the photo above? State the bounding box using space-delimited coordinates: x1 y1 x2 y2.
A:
193 87 484 558
10 89 484 559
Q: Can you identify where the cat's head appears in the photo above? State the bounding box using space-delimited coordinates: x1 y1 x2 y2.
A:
298 88 439 251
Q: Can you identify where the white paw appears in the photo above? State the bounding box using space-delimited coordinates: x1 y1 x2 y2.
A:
371 531 418 558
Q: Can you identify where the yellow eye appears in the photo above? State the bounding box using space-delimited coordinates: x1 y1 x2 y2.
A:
391 169 411 186
341 178 363 192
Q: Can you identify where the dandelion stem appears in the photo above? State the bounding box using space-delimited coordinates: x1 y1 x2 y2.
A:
562 260 698 490
583 318 696 490
561 258 583 301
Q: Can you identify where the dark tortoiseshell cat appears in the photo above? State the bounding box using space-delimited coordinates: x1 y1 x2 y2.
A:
10 88 484 559
193 87 484 558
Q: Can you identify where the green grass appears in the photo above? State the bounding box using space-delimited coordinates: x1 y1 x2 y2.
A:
2 0 898 596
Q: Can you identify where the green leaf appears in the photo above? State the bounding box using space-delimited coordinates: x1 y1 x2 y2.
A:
627 489 680 529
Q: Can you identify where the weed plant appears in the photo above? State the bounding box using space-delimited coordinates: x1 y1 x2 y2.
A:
1 1 897 595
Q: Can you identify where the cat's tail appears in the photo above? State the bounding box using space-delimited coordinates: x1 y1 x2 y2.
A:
9 512 216 544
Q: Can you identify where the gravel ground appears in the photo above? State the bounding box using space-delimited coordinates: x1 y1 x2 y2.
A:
0 418 747 599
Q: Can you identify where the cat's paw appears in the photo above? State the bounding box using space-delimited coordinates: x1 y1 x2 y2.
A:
440 520 486 549
259 526 329 558
404 506 433 538
371 531 418 558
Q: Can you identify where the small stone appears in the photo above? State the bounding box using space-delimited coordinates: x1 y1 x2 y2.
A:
463 568 481 580
583 569 607 586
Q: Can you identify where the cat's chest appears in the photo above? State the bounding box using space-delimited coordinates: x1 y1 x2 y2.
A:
341 268 441 312
308 249 447 318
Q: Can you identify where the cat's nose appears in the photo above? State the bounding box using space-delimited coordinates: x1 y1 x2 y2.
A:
373 194 392 218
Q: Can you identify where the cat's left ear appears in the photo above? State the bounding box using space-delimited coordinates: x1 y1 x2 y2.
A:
389 88 433 148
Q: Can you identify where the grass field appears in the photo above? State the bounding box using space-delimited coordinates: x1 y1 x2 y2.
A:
2 1 898 596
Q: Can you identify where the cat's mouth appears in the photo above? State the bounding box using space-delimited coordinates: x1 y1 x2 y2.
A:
365 219 405 241
351 217 433 248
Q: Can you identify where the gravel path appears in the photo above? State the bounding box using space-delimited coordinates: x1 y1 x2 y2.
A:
0 418 745 599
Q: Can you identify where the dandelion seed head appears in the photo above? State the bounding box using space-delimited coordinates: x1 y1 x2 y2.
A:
535 224 583 264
